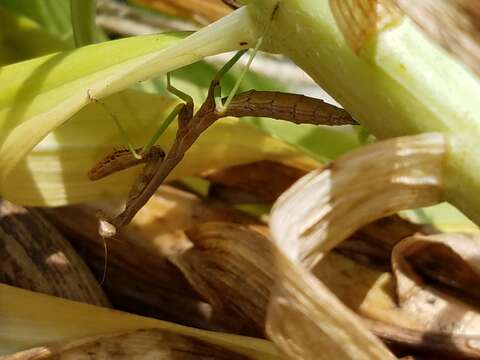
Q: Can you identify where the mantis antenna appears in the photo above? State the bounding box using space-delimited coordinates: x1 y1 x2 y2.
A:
87 90 142 160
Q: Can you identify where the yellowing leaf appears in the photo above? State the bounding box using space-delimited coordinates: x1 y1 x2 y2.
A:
0 7 257 192
0 284 280 359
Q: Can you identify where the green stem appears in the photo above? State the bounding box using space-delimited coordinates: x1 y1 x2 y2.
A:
247 0 480 225
70 0 97 47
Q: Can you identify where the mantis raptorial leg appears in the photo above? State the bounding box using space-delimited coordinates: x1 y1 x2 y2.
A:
88 73 190 183
88 146 166 181
141 73 194 154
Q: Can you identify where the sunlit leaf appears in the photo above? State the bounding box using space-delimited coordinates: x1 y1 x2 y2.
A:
0 7 256 193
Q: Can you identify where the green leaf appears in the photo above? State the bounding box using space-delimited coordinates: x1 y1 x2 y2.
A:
0 5 69 65
0 0 74 46
0 7 257 190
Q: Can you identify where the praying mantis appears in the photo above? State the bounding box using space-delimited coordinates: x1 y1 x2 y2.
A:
89 47 357 237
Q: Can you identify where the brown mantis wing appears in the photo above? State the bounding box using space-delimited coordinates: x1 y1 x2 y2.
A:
90 84 357 229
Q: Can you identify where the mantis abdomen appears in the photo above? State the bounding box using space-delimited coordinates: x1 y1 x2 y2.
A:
226 90 357 126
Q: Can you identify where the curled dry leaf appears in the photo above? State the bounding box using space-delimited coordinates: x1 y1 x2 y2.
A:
173 220 396 358
171 222 274 337
405 234 480 301
172 219 480 358
0 200 109 307
2 328 250 360
392 233 480 335
393 0 480 78
329 0 402 52
268 133 446 359
270 132 446 269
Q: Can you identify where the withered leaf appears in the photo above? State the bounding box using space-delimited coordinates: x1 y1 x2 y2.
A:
0 200 109 307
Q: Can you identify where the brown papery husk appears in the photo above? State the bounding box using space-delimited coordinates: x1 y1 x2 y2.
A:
0 199 109 307
205 160 309 204
173 221 480 359
171 222 274 337
267 133 446 359
43 203 220 332
392 233 480 334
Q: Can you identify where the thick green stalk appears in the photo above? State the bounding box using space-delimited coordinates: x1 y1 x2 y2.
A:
247 0 480 225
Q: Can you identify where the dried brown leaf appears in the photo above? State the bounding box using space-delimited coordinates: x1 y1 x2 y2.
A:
0 200 109 307
205 161 309 204
44 186 266 334
125 185 266 255
338 215 432 270
392 233 480 334
172 221 396 358
43 204 220 331
171 222 274 337
271 133 446 269
267 133 447 359
171 219 480 358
